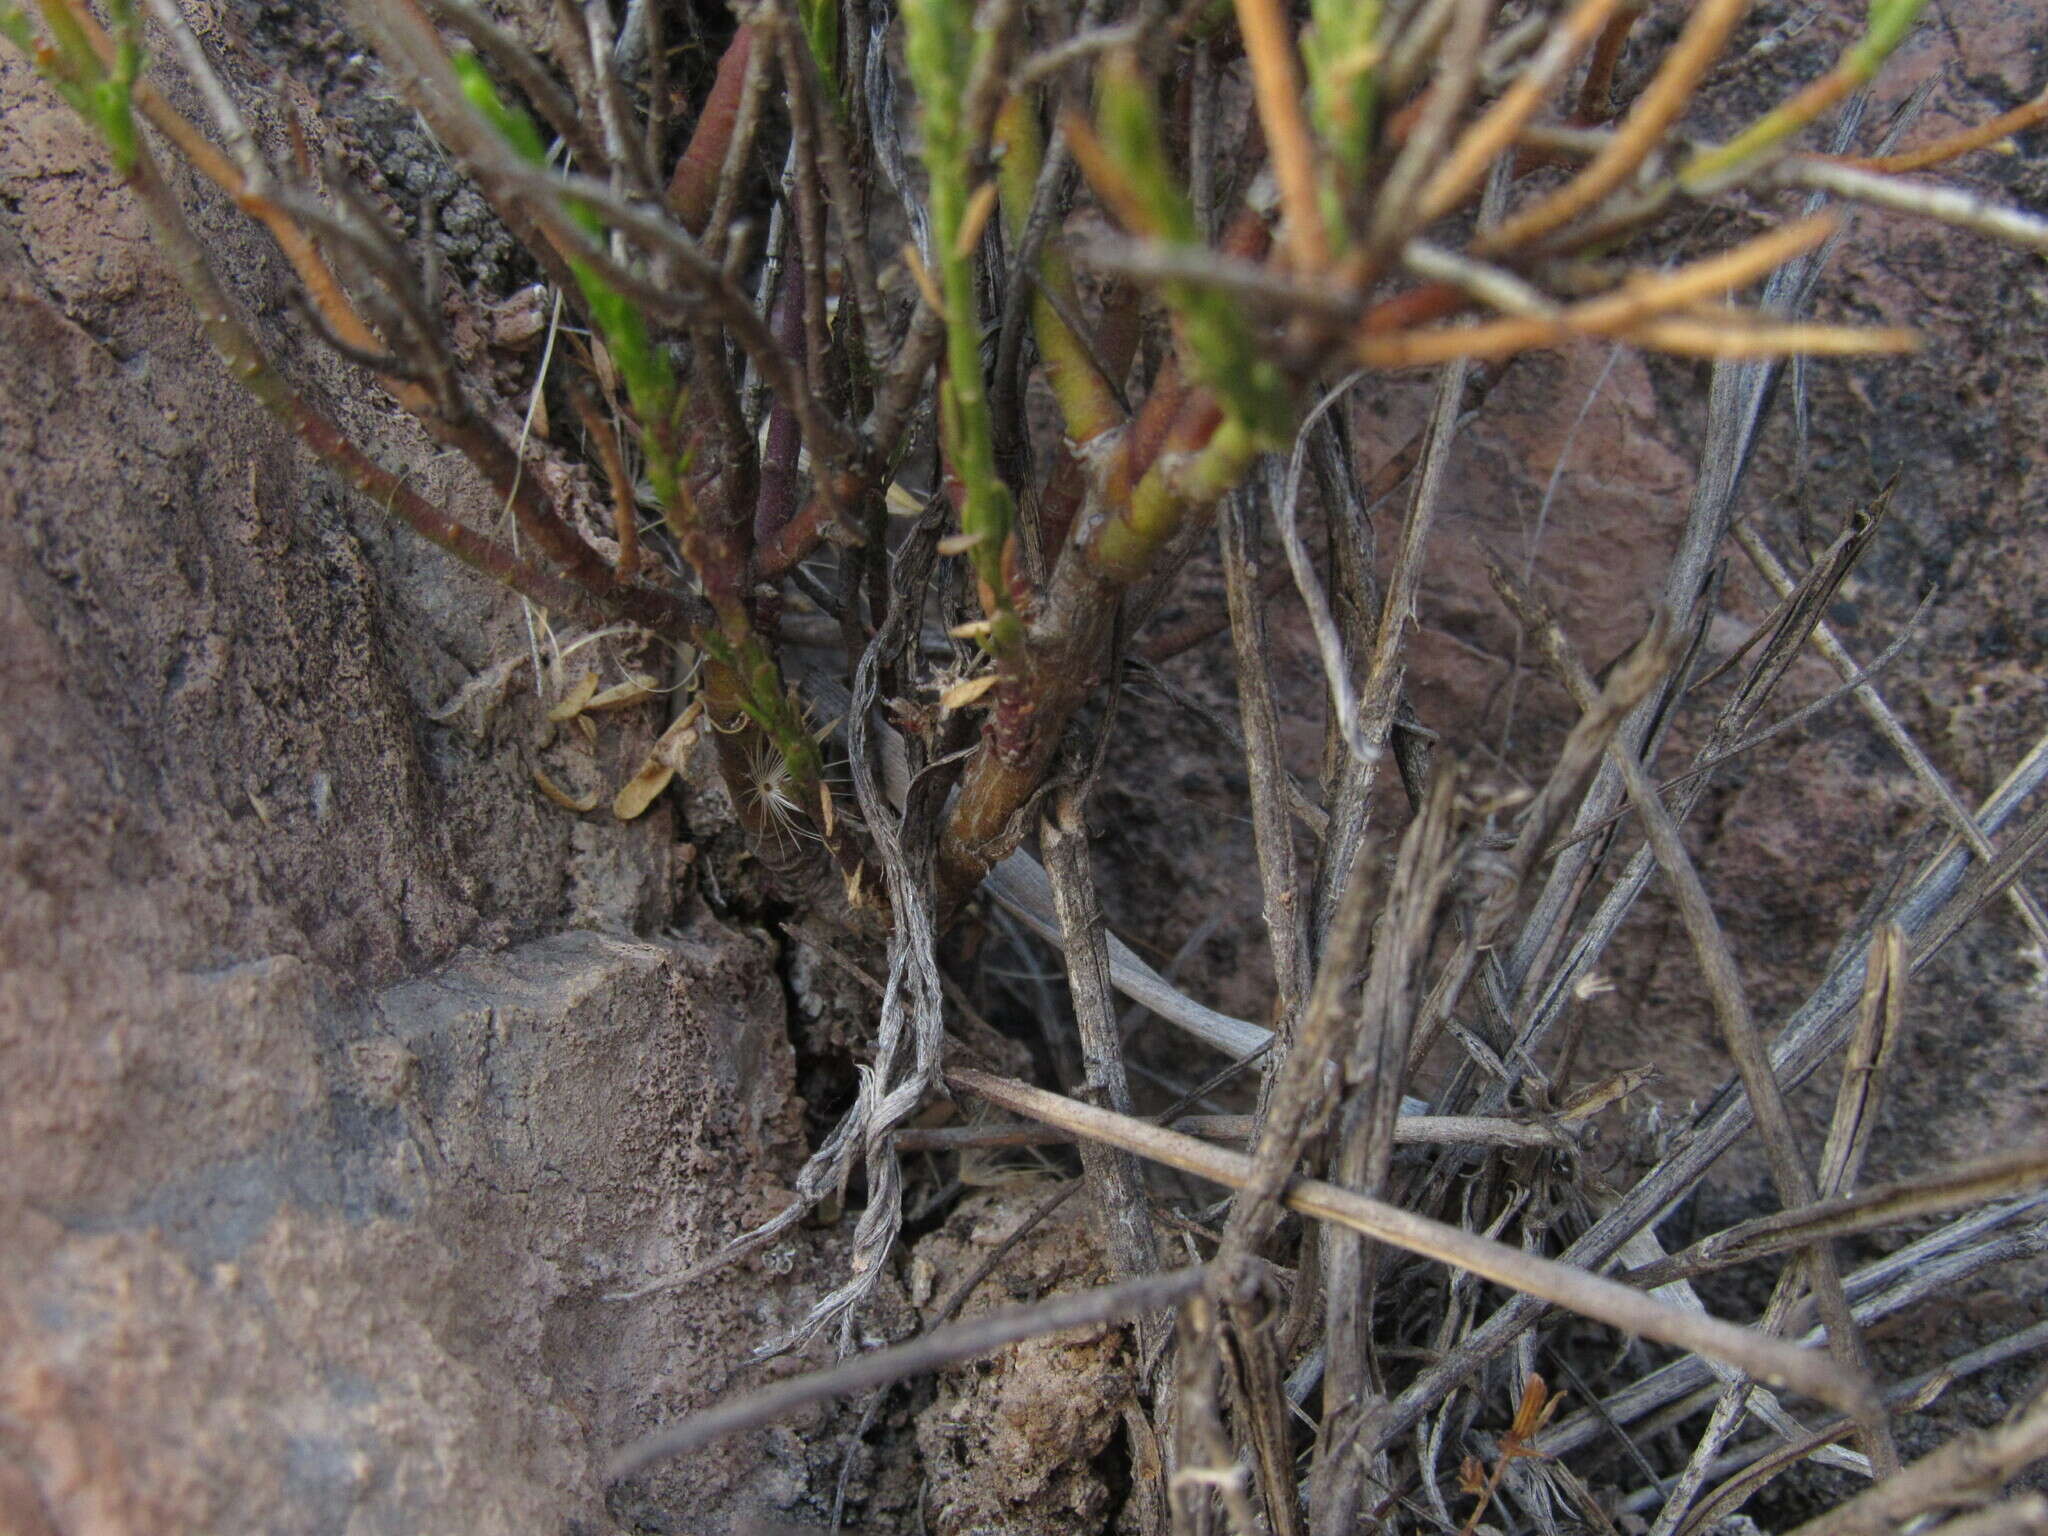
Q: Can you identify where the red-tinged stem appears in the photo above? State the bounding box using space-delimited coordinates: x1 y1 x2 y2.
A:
935 201 1286 905
939 388 1255 905
122 139 700 639
668 25 755 233
1103 357 1189 508
754 261 808 553
1038 279 1143 557
1362 282 1468 334
431 408 631 605
1574 5 1641 124
752 462 867 580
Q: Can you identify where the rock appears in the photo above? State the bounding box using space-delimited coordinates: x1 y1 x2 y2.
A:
0 45 851 1535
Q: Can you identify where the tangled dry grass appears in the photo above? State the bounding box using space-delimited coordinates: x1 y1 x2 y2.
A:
11 0 2048 1528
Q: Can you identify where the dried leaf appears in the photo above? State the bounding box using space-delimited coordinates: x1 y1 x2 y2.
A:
613 700 705 819
939 673 999 710
1509 1373 1563 1443
1559 1066 1656 1124
954 179 1001 260
1511 1374 1549 1439
548 671 599 722
652 699 706 771
427 653 530 726
612 760 676 820
533 767 599 813
585 673 661 711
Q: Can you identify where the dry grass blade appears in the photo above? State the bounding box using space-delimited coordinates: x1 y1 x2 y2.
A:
798 670 1279 1062
1655 1322 2048 1534
604 1264 1206 1479
1402 603 1673 1080
1814 923 1906 1200
1232 0 1328 268
1840 86 2048 173
1221 482 1312 1038
1734 521 2048 950
1358 217 1909 368
1786 1389 2048 1536
1621 1145 2048 1289
1362 650 2043 1470
1673 1386 1994 1536
1776 156 2048 252
1414 0 1630 224
17 0 2048 1525
1315 769 1461 1533
1912 1495 2048 1536
1495 566 1900 1493
895 1111 1573 1153
1543 591 1937 861
1910 794 2048 963
1212 804 1382 1291
1543 1197 2048 1463
1313 351 1470 942
951 1069 1880 1417
1361 487 1945 1461
1476 0 1748 251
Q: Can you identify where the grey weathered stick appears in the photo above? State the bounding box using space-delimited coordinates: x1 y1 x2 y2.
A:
1274 388 1370 765
1773 156 2048 253
1359 739 2048 1452
1314 769 1460 1535
1221 481 1312 1043
1543 591 1937 861
1814 924 1906 1203
1040 788 1160 1290
1213 832 1388 1279
894 1111 1570 1153
1209 494 1355 1534
1311 338 1470 947
800 669 1281 1062
950 1069 1878 1419
1401 606 1675 1097
1648 1322 2048 1533
606 1264 1206 1479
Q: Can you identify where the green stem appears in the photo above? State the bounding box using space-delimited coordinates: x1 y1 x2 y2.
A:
1681 0 1929 190
1303 0 1379 230
1093 54 1292 447
1092 414 1258 586
903 0 1022 655
452 50 685 509
995 94 1123 447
